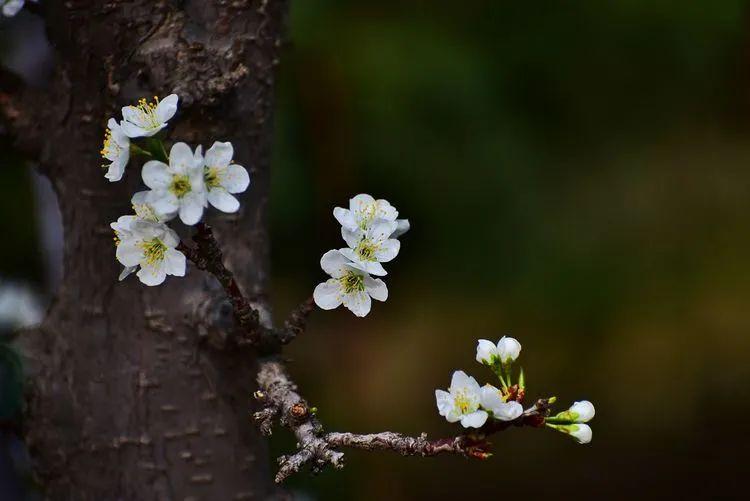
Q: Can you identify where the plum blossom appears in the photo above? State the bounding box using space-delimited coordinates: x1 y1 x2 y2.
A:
120 94 178 138
202 141 251 213
141 142 207 225
435 370 488 428
479 384 524 421
112 218 185 286
339 219 400 276
101 118 130 182
333 193 409 238
313 250 388 317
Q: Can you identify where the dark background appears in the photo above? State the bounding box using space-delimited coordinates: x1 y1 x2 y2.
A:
3 1 750 499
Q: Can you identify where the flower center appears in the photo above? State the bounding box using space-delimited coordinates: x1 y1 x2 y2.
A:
339 271 365 294
133 202 159 222
139 238 167 266
169 175 192 198
133 97 161 130
356 202 377 230
204 167 222 190
355 238 380 262
454 390 476 414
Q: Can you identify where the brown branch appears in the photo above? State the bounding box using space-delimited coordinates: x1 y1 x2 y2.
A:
254 353 554 482
179 223 313 352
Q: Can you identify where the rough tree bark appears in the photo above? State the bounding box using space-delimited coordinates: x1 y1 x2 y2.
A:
2 1 287 499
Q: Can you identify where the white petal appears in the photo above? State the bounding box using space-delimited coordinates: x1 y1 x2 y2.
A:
460 410 488 429
162 227 180 248
2 1 24 16
205 141 234 168
343 291 372 317
150 192 180 215
375 199 399 221
169 142 196 174
116 242 143 267
493 401 523 421
341 227 363 249
374 239 400 262
137 262 167 286
449 371 473 393
364 276 388 302
391 219 410 238
320 250 351 278
333 207 357 231
120 120 148 138
105 158 126 183
367 220 397 242
164 249 186 277
142 161 171 189
179 193 205 225
349 194 375 211
121 106 147 128
313 280 343 310
207 189 240 213
223 164 250 193
435 390 453 416
155 94 179 123
361 261 387 276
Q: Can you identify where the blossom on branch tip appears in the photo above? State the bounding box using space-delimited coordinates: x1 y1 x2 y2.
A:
435 370 488 428
120 94 178 138
339 219 400 276
203 141 250 213
333 194 398 232
313 250 388 317
141 142 207 225
101 118 130 182
112 218 185 286
479 384 524 421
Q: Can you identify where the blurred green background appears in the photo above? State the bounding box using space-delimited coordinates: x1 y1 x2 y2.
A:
270 0 750 499
3 0 750 498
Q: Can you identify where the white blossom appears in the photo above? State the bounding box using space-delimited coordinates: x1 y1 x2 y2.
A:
435 370 488 428
101 118 130 182
479 384 524 421
313 250 388 317
141 142 207 225
203 141 250 213
131 190 174 223
475 336 521 365
339 219 400 276
333 194 398 232
112 218 185 286
120 94 178 138
568 424 592 444
1 0 32 17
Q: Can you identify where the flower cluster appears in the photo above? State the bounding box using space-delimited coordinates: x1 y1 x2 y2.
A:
105 94 251 286
1 0 35 17
313 194 410 317
436 336 596 443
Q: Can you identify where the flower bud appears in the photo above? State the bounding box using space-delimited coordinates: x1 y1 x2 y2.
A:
568 400 595 423
496 336 521 363
547 423 593 444
475 339 498 365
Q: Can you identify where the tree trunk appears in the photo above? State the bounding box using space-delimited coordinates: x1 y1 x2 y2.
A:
7 1 287 498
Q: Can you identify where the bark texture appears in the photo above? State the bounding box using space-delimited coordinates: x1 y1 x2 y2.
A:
3 1 287 499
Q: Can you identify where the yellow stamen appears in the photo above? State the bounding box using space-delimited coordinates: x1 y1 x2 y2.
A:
139 238 167 265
